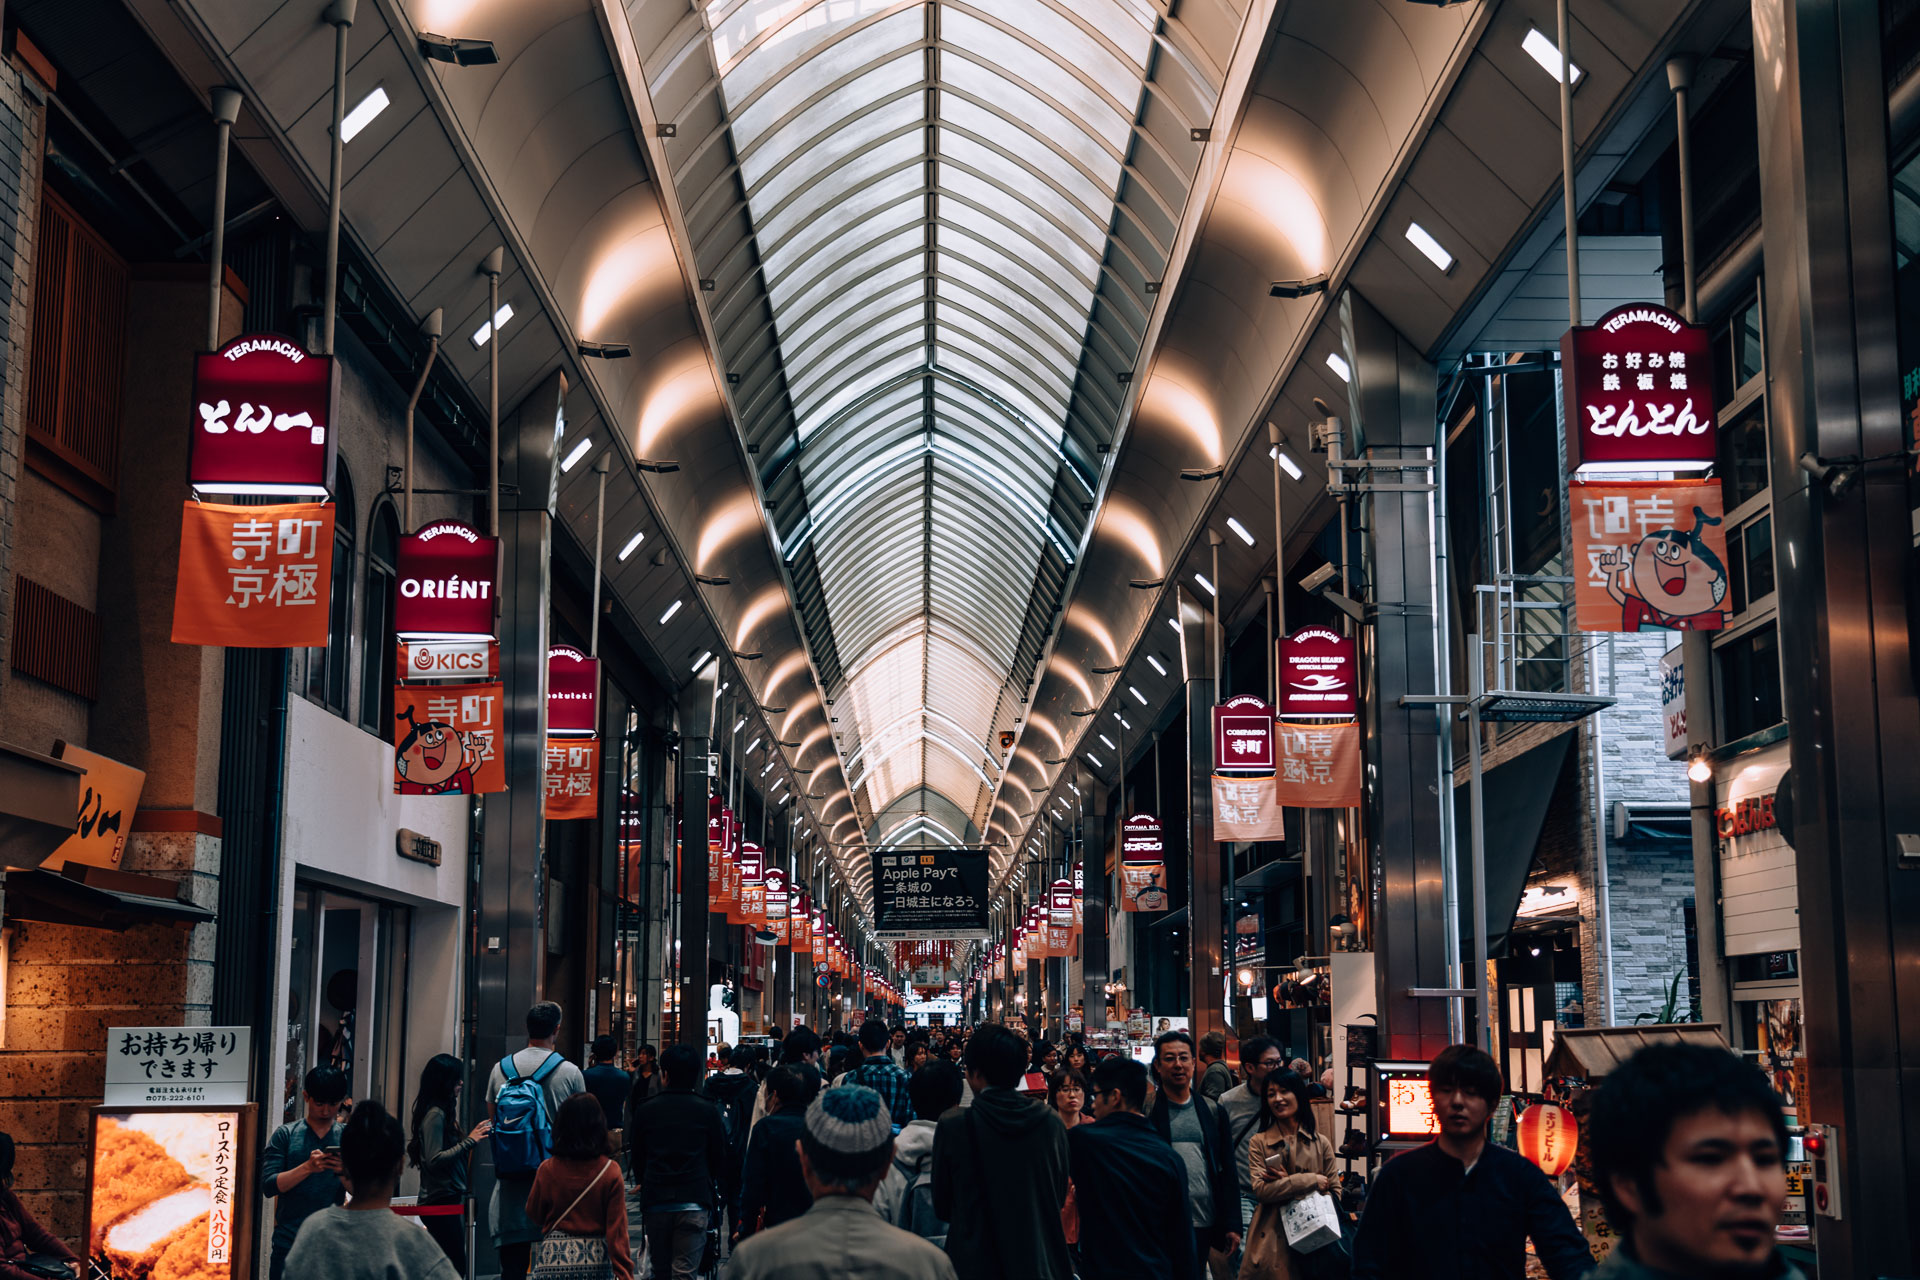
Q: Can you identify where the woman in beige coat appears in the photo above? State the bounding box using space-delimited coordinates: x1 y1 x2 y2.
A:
1241 1070 1337 1280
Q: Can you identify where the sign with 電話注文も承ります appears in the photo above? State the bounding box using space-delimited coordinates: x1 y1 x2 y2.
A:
395 520 499 641
190 335 338 497
1562 304 1716 474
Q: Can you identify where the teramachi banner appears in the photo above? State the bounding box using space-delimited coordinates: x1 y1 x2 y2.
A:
190 334 337 496
543 737 597 820
1562 304 1715 474
172 501 335 647
1569 480 1729 633
393 682 505 794
395 520 498 641
1213 774 1286 842
1274 722 1362 808
1278 627 1358 718
1212 694 1276 774
547 644 599 736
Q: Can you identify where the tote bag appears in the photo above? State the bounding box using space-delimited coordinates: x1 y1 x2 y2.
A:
532 1160 615 1280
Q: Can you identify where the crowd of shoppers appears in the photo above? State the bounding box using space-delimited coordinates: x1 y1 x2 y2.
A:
237 1005 1803 1280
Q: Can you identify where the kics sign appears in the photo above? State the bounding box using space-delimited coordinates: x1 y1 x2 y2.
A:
547 644 600 737
190 334 338 497
399 639 496 680
396 520 499 641
1562 304 1717 474
1278 627 1357 718
1212 694 1276 774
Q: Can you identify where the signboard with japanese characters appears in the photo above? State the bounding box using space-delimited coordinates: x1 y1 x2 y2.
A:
1562 304 1716 473
791 894 813 951
871 846 991 939
1213 774 1286 841
1274 722 1363 808
765 868 790 944
45 743 146 872
398 638 496 681
1569 480 1729 633
190 334 337 496
738 843 766 924
1119 814 1168 913
87 1105 256 1280
392 681 505 794
1278 628 1358 719
543 737 598 820
547 644 599 737
395 520 499 641
1660 644 1687 759
171 502 335 647
1212 694 1276 774
106 1027 251 1107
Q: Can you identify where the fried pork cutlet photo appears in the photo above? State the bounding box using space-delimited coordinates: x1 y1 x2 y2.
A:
90 1113 234 1279
89 1119 193 1249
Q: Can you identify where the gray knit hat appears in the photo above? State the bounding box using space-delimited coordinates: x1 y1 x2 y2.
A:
802 1084 892 1180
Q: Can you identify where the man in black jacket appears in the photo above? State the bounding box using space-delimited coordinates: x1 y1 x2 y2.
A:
735 1064 820 1240
1146 1030 1243 1264
1069 1055 1198 1280
701 1042 761 1227
931 1023 1071 1280
1351 1044 1594 1280
630 1044 729 1280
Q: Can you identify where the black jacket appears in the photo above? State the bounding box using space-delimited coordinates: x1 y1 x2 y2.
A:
1146 1088 1244 1252
628 1086 728 1211
1067 1112 1199 1280
701 1069 760 1201
932 1086 1071 1280
1351 1141 1595 1280
737 1111 811 1236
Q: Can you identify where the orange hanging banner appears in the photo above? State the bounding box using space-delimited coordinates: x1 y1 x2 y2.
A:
393 681 506 794
543 737 598 820
171 501 335 647
1568 479 1730 632
1274 721 1363 808
1212 774 1287 841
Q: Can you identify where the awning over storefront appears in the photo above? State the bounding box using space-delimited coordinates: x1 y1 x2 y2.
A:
1456 732 1573 960
1545 1023 1729 1080
0 740 83 869
2 864 214 930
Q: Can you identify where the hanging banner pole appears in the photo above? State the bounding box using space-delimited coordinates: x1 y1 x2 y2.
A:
1558 0 1579 328
321 0 355 355
205 88 242 352
590 454 610 655
481 247 503 536
402 309 442 534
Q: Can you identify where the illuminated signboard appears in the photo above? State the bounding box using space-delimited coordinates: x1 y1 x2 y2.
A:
190 333 337 496
395 520 499 641
1562 303 1716 474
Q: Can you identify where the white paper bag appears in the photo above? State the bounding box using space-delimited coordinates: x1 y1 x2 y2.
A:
1280 1190 1343 1253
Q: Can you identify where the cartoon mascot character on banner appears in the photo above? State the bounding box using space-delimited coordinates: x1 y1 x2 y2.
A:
394 705 490 794
1595 506 1728 631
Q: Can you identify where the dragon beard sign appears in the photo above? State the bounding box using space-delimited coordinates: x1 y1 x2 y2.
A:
871 847 990 939
1562 304 1716 474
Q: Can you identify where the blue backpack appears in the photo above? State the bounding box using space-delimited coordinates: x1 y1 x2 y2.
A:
492 1051 562 1178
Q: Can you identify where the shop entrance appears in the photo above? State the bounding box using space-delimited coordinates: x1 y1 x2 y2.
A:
283 883 412 1123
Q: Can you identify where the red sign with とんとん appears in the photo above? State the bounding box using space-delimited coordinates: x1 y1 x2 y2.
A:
1561 303 1716 474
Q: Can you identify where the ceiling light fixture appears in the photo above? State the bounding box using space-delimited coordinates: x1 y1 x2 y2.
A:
1129 686 1149 706
1522 27 1584 84
578 341 631 359
470 302 514 347
1194 572 1216 596
1146 655 1167 677
1100 734 1116 750
1325 352 1352 383
732 718 746 733
1227 517 1255 546
747 738 763 754
1405 221 1455 273
1116 714 1132 730
1167 618 1180 634
658 600 683 625
418 33 499 65
617 530 645 561
560 436 594 473
691 651 713 672
1270 447 1305 480
340 87 389 142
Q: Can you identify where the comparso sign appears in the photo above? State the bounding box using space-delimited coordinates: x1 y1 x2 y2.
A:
1562 303 1716 473
547 644 600 737
1279 627 1357 718
190 334 338 496
871 846 990 939
1212 694 1276 774
395 520 499 640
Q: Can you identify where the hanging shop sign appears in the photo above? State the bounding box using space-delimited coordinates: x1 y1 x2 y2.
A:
171 502 335 648
738 843 766 924
792 894 813 951
392 681 505 794
1045 878 1076 957
1212 694 1276 774
1569 480 1729 632
395 520 499 641
708 796 729 853
1517 1101 1579 1177
398 638 496 681
1660 644 1687 759
1278 628 1358 718
1274 721 1363 808
871 846 991 938
45 743 146 872
811 909 827 955
88 1105 257 1279
765 868 789 944
1119 813 1169 912
1213 774 1286 842
1375 1061 1442 1141
1562 303 1717 474
547 644 600 737
190 334 337 496
543 737 598 820
1072 861 1083 934
105 1026 252 1107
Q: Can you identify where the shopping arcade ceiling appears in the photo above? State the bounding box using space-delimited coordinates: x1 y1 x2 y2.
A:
148 0 1699 919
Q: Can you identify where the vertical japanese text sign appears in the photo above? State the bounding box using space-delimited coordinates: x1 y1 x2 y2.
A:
544 738 599 819
393 682 506 793
1569 480 1729 633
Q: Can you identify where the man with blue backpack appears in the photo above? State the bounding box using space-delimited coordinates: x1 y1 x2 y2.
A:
486 1001 585 1280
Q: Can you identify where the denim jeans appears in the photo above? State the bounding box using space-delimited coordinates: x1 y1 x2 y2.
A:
643 1209 710 1280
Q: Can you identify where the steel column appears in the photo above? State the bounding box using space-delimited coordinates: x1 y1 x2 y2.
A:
1753 1 1920 1267
1083 784 1109 1032
675 665 717 1047
1177 585 1224 1035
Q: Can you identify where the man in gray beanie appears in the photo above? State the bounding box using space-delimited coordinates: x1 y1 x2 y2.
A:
726 1085 956 1280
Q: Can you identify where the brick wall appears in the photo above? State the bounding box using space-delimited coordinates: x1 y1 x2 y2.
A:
0 54 46 714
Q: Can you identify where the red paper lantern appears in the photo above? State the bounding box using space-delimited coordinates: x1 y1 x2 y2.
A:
1516 1102 1579 1177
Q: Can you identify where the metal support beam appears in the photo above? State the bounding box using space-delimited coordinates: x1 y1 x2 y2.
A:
675 663 717 1048
1177 584 1224 1035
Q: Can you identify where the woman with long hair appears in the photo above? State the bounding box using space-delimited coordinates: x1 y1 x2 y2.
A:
1241 1071 1338 1280
526 1094 632 1280
904 1041 931 1074
286 1101 460 1278
409 1053 490 1271
1063 1043 1090 1075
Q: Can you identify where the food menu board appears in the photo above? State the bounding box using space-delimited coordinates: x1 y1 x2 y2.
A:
87 1106 256 1280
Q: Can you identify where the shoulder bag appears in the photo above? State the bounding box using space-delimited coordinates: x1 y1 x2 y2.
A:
531 1159 616 1280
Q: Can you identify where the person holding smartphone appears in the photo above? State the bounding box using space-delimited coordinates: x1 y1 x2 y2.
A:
261 1066 350 1280
1241 1070 1337 1280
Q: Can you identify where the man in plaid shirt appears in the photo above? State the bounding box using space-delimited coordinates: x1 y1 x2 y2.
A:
845 1019 916 1124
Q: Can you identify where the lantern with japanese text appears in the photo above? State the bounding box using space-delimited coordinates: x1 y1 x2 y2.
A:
1517 1101 1579 1177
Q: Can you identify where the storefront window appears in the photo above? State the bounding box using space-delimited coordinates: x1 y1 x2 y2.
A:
1719 622 1784 742
1725 512 1776 616
358 503 398 734
1717 404 1770 512
282 884 412 1124
1890 144 1920 457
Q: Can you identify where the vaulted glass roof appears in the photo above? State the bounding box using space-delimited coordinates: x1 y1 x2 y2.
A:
689 0 1194 850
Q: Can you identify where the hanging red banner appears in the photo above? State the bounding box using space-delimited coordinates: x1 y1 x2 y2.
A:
1562 303 1716 474
190 334 338 496
392 681 505 794
791 894 812 951
547 644 599 736
171 501 335 647
1274 721 1363 808
1212 694 1276 774
1119 814 1168 912
1213 774 1287 841
1278 627 1358 718
765 868 789 944
543 737 598 820
738 843 766 924
721 851 743 921
395 519 498 641
1569 479 1730 633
